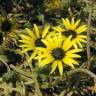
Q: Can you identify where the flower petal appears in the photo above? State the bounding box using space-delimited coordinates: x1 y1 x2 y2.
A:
66 53 81 58
77 38 86 43
74 19 80 29
50 60 58 74
71 17 75 25
52 26 65 32
62 35 72 51
21 47 34 53
62 18 70 29
77 35 87 39
73 42 78 49
28 50 38 62
66 49 82 55
19 34 33 40
63 58 76 69
42 39 53 49
42 25 50 38
19 39 34 44
34 24 40 38
19 44 34 48
58 61 63 75
76 25 87 34
25 28 36 38
39 57 54 67
76 41 83 48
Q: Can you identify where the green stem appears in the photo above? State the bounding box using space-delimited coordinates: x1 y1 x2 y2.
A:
59 68 96 96
65 68 96 79
0 58 10 71
25 53 42 96
86 6 92 69
29 64 42 96
10 65 42 96
53 68 96 87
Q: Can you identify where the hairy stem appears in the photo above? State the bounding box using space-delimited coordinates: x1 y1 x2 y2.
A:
10 64 42 96
0 58 10 71
86 5 92 69
59 68 96 96
25 53 42 96
66 68 96 79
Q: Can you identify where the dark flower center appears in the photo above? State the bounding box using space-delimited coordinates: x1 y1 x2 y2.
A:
62 30 77 39
1 21 12 32
52 48 65 60
35 38 46 47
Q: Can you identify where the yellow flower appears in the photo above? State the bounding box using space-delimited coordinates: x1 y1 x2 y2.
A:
0 15 19 44
44 0 62 11
0 15 18 33
19 24 50 62
35 33 82 75
52 18 87 48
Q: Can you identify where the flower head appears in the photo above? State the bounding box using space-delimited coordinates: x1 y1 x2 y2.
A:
19 24 50 62
52 18 87 48
0 15 18 33
43 0 62 11
0 15 19 45
35 33 82 75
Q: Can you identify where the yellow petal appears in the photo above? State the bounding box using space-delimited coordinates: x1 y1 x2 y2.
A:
46 31 60 39
73 42 78 49
35 54 46 60
62 18 70 29
28 50 38 62
58 33 62 48
35 50 51 59
19 35 32 40
19 39 34 44
65 18 71 29
36 47 48 52
21 47 34 53
66 49 82 54
77 35 87 39
74 19 80 29
65 58 79 65
76 25 87 34
19 44 34 48
66 53 81 58
62 35 72 51
71 17 75 25
50 60 58 74
71 17 75 30
42 25 50 38
34 24 40 38
52 26 65 32
45 36 55 49
39 57 54 67
58 61 63 75
64 57 79 65
25 28 36 38
76 41 83 48
41 39 52 49
63 58 75 69
77 38 86 43
54 36 59 48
